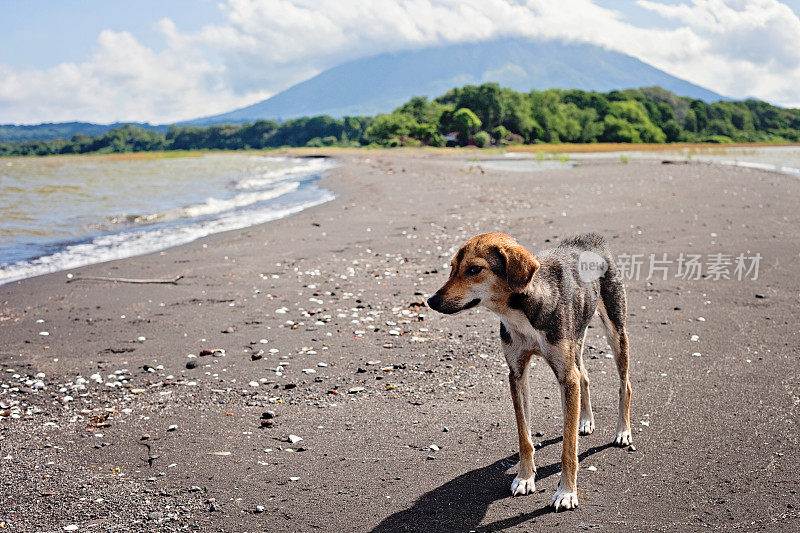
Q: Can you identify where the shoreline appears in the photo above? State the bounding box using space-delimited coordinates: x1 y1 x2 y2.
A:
1 151 799 531
2 141 800 161
0 154 337 285
5 145 800 287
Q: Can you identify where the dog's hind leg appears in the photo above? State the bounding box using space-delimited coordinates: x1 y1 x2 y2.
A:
577 329 595 436
598 296 633 447
611 327 633 446
504 343 536 496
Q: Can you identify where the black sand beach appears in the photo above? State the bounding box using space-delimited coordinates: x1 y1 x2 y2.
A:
1 150 798 531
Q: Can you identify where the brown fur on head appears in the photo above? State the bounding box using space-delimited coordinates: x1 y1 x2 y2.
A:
427 233 541 314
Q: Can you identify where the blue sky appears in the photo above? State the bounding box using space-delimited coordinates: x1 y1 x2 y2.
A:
599 0 800 24
2 0 800 124
0 1 221 69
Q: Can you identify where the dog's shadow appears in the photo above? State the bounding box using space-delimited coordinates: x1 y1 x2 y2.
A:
371 438 613 532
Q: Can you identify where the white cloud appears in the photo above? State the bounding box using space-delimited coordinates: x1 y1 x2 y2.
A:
0 27 269 124
168 0 713 98
2 0 800 124
635 0 800 104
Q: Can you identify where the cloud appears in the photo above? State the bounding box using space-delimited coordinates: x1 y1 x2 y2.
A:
2 0 800 124
636 0 800 103
0 27 270 124
171 0 709 96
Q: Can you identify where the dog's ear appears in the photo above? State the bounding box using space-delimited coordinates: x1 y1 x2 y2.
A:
490 243 540 292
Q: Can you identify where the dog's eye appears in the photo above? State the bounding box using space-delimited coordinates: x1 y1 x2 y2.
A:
465 265 483 276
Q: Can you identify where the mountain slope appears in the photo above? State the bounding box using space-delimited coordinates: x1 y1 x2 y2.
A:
188 38 725 125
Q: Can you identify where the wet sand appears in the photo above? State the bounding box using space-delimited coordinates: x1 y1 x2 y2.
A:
1 150 799 531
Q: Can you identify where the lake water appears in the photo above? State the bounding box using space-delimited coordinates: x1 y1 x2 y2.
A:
0 153 335 284
564 145 800 179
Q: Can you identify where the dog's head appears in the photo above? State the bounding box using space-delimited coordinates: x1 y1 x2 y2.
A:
427 233 540 314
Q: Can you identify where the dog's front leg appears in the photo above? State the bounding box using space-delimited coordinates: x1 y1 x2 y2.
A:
505 347 536 496
550 343 581 511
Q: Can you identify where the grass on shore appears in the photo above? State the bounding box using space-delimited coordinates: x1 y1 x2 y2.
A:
2 142 797 162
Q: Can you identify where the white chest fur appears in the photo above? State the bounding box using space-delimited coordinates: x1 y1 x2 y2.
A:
496 308 550 357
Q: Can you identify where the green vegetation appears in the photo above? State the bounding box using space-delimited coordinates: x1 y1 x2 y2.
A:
0 121 166 143
3 85 800 156
0 117 373 156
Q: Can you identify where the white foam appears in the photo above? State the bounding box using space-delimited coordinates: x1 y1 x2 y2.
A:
0 192 334 285
127 158 335 224
235 158 336 190
179 181 300 218
0 156 338 285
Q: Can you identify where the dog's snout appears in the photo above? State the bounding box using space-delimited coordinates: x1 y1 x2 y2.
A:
427 293 443 311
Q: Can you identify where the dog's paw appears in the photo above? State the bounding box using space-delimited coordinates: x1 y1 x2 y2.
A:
579 415 594 436
510 476 536 496
614 429 632 446
551 487 579 511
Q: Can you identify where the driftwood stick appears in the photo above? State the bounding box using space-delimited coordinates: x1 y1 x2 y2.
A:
67 274 183 285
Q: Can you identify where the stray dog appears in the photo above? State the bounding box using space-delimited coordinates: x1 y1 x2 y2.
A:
427 233 632 511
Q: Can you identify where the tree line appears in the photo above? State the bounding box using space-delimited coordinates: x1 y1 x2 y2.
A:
3 85 800 156
0 121 166 143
